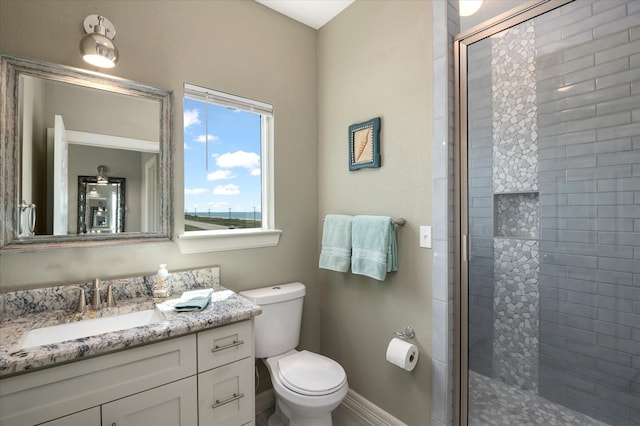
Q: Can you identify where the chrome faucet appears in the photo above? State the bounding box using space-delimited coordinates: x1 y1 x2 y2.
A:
92 278 101 310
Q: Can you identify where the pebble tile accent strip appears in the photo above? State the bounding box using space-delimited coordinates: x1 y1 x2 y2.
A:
491 21 539 194
493 239 539 392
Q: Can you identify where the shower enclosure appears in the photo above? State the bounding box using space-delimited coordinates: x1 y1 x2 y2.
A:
457 1 639 425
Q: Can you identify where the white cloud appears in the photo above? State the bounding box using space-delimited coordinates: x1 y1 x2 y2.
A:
184 188 208 195
184 109 201 128
213 184 240 195
196 134 219 143
250 168 261 176
216 151 260 175
206 170 232 181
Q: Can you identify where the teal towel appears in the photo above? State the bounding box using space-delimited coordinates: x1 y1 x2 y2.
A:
351 215 398 281
174 289 213 312
319 214 353 272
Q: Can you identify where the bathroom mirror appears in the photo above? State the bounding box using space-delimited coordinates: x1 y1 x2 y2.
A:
78 176 126 234
0 55 173 250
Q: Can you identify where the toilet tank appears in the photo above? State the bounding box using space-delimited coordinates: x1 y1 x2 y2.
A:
240 282 305 358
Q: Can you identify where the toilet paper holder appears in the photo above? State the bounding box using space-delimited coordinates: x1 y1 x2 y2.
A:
392 326 415 340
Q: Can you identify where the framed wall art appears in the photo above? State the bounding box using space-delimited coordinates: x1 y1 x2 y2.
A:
348 117 381 171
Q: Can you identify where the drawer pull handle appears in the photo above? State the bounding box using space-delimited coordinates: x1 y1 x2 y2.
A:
211 340 244 353
212 392 245 409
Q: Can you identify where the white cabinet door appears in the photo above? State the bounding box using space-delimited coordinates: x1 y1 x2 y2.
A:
38 407 101 426
198 357 254 426
102 377 198 426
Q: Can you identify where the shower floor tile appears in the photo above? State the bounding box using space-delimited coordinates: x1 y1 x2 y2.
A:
469 371 610 426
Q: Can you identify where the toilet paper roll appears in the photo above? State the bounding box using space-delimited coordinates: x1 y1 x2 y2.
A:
386 337 419 371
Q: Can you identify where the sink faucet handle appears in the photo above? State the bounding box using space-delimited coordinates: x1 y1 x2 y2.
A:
106 284 117 307
64 286 87 313
92 278 101 310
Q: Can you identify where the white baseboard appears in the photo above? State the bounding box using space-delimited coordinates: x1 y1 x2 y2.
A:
338 389 407 426
255 388 406 426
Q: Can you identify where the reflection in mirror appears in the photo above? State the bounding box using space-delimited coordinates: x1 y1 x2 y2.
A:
29 80 158 236
78 176 126 234
46 121 160 236
0 55 172 250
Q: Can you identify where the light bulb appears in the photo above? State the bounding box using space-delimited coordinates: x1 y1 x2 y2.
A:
459 0 483 17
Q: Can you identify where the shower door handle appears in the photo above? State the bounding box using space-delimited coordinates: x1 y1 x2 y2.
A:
462 234 468 263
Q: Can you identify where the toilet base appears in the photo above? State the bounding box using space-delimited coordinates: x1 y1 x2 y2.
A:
267 403 288 426
268 398 333 426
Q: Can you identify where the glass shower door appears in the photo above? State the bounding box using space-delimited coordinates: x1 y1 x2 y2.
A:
461 1 640 425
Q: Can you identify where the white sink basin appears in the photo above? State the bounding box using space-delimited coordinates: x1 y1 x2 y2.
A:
19 309 166 349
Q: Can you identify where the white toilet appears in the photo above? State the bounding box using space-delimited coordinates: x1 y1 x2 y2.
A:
240 282 348 426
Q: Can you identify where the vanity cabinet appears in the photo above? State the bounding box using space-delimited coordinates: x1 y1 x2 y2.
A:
0 320 254 426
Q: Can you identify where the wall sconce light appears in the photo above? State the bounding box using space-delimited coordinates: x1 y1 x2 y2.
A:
459 0 483 17
80 15 118 68
97 165 109 185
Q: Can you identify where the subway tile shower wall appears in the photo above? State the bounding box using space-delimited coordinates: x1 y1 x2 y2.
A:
535 2 639 424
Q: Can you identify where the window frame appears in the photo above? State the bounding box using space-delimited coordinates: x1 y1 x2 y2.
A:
177 84 280 253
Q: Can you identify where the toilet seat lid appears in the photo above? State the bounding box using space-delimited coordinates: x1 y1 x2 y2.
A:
277 350 346 396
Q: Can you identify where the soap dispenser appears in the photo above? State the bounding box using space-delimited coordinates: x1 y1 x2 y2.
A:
153 264 170 298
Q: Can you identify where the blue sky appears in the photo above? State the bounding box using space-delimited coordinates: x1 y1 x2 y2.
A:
183 98 262 214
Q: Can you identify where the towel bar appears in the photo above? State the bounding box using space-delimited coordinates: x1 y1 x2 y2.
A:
322 217 406 226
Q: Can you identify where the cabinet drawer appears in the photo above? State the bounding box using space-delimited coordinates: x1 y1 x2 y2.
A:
0 334 196 426
197 320 253 372
198 357 254 426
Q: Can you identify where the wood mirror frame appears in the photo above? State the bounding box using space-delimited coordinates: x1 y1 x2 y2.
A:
0 55 173 251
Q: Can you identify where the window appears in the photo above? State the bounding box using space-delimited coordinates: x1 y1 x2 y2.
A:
178 84 280 253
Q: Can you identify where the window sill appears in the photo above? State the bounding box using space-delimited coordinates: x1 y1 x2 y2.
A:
177 228 282 254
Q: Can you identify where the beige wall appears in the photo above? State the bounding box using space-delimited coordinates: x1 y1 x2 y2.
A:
43 78 160 140
0 0 320 350
317 1 433 424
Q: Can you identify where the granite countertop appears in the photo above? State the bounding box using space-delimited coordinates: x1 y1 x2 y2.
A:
0 268 261 377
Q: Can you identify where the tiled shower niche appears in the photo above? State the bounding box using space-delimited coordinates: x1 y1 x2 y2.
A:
494 192 539 239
